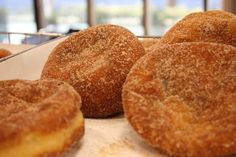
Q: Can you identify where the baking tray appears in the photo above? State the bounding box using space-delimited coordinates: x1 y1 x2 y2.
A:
0 36 163 157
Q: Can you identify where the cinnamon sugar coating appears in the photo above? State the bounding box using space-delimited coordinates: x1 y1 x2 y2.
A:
159 10 236 46
0 79 84 157
122 42 236 157
41 24 145 118
140 38 161 52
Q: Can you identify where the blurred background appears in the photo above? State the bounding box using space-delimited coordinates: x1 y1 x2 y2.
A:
0 0 235 44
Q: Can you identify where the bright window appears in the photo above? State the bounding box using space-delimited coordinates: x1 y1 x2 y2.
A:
150 0 203 36
0 0 36 43
95 0 143 35
0 0 228 43
208 0 223 10
43 0 87 33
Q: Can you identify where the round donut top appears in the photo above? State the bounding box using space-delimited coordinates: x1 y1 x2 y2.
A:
41 24 145 116
184 10 234 19
0 48 11 58
0 79 81 143
42 24 145 87
123 42 236 156
160 10 236 46
124 42 236 121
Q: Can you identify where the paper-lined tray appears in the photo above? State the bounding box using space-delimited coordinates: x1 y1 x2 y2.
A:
0 37 163 157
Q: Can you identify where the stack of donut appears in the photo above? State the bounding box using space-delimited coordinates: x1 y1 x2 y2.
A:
1 9 235 157
123 10 236 157
0 24 145 156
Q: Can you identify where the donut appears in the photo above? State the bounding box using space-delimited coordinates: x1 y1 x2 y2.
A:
0 79 84 157
159 10 236 46
0 48 11 58
122 42 236 157
140 38 161 52
41 24 145 118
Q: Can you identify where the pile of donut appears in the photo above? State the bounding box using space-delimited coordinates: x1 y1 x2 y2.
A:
0 10 235 157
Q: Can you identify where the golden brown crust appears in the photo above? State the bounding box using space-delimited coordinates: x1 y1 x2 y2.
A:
159 10 236 47
140 38 161 52
41 24 145 118
0 48 11 58
122 42 236 157
0 79 84 157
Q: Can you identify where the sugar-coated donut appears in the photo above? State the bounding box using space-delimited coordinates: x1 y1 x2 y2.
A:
0 48 11 58
159 10 236 46
140 38 161 52
0 79 84 157
122 42 236 157
41 24 145 118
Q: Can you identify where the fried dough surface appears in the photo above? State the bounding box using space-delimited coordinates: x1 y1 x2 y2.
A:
159 10 236 47
122 42 236 157
42 24 145 118
0 79 84 157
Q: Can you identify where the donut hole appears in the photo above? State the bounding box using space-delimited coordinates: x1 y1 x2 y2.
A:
0 80 73 122
0 79 81 132
0 80 65 104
